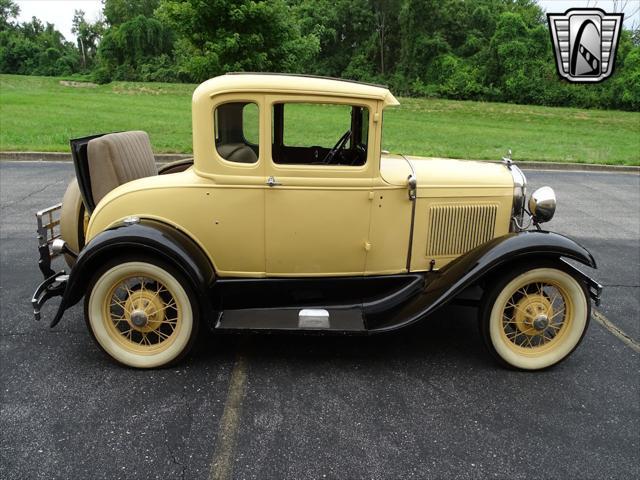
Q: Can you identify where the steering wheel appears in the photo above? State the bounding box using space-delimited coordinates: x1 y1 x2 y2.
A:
350 144 366 166
322 130 351 165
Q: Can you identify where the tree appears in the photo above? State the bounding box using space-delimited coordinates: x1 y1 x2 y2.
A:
1 1 80 76
398 0 454 82
97 14 174 81
0 0 19 30
372 0 402 76
291 0 380 79
156 0 319 82
72 10 103 70
102 0 160 26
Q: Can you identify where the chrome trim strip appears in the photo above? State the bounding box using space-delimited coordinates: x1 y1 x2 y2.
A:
507 164 527 231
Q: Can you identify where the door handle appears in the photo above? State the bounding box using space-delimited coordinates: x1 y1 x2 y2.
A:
266 176 282 187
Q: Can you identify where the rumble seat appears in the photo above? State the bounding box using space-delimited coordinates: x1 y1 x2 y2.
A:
87 131 158 205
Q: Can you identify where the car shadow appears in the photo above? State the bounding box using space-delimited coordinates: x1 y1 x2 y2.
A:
189 304 495 370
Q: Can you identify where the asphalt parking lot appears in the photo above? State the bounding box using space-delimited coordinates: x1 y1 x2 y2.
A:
1 161 638 480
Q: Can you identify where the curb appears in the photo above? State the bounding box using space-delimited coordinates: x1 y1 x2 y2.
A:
1 151 638 173
504 160 639 173
0 151 192 164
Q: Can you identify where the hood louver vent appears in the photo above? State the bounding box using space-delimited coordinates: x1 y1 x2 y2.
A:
427 204 498 257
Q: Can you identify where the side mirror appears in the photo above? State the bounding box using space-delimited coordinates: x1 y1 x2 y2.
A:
529 186 556 223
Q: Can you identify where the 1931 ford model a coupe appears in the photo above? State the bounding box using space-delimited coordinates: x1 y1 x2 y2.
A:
32 73 601 369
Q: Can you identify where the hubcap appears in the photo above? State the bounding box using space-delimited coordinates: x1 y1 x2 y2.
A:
104 275 180 350
533 314 549 330
513 293 553 336
130 309 148 328
501 281 572 350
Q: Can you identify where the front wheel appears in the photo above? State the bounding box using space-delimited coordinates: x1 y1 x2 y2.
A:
479 263 590 370
85 257 199 368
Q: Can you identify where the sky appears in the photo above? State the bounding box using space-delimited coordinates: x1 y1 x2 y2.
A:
538 0 639 27
16 1 103 40
14 0 640 42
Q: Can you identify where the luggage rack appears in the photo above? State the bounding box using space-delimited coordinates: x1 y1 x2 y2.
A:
35 203 63 279
36 203 63 254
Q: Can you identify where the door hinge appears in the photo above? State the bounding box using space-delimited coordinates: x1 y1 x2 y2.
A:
407 174 417 201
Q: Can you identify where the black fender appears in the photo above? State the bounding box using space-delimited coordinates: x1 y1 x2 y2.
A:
49 219 215 327
366 230 599 332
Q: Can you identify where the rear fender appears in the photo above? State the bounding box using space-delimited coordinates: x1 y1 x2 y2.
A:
366 231 598 332
49 219 215 327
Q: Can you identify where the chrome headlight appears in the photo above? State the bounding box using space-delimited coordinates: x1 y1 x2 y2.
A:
529 186 556 223
509 165 527 230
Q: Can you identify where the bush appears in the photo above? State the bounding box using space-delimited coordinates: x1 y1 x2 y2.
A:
92 66 112 84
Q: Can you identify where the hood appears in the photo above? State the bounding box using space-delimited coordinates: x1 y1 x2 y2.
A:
380 154 513 191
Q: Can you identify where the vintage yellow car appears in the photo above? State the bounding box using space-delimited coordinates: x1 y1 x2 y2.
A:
32 73 601 370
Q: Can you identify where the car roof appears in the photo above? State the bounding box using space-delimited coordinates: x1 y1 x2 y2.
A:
193 73 400 107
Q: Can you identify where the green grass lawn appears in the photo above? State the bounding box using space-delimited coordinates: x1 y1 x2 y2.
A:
1 74 638 165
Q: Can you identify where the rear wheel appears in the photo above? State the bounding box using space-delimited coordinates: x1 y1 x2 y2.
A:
479 262 590 370
85 257 199 368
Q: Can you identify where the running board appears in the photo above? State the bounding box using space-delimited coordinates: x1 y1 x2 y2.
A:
214 307 366 333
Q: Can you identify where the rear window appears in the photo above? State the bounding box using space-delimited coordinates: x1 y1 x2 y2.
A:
214 102 259 164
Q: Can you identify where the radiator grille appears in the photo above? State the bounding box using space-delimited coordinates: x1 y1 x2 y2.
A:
426 204 498 257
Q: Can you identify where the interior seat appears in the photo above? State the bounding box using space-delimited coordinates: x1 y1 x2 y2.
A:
217 142 257 163
87 131 158 205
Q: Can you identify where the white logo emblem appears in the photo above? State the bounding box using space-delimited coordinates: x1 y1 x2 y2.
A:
547 8 623 83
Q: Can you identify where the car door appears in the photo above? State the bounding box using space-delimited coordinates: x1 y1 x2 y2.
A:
189 93 267 277
264 96 375 276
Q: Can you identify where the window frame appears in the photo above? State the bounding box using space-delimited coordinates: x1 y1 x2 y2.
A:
213 100 261 166
265 94 376 177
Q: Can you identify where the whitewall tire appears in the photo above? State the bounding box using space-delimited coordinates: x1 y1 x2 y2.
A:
480 264 590 370
85 258 199 368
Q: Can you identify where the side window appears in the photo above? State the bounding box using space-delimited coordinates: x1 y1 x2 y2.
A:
214 102 259 164
272 103 369 166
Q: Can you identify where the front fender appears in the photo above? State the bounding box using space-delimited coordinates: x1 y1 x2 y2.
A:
366 231 597 332
48 219 215 327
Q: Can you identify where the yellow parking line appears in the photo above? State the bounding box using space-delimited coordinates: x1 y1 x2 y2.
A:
209 353 249 480
593 309 640 353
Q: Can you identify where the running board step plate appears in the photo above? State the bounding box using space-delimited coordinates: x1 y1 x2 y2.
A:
215 307 365 332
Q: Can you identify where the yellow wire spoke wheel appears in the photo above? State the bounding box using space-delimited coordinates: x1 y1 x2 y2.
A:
86 260 197 368
483 266 589 370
